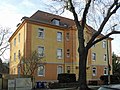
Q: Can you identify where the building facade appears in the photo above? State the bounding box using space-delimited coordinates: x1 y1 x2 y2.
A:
9 10 112 82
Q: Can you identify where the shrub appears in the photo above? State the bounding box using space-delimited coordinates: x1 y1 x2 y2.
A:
100 75 120 84
57 73 76 83
49 82 79 89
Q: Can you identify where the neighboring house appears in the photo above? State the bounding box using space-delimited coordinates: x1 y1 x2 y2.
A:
8 10 112 83
0 59 9 74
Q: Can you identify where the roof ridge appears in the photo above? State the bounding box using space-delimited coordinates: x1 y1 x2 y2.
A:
30 10 74 21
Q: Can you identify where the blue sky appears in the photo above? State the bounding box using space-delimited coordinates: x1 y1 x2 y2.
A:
0 0 120 61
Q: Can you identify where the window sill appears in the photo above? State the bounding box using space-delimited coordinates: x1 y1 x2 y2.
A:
38 75 44 77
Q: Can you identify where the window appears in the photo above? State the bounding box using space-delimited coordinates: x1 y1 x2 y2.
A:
66 33 70 41
67 66 70 73
38 65 45 76
38 28 44 38
14 53 16 61
18 50 20 60
38 46 44 57
14 38 16 46
57 49 62 59
92 44 95 47
104 54 107 61
57 32 62 41
102 41 106 48
92 67 96 76
52 19 60 26
92 53 96 61
66 49 70 57
57 66 63 74
104 67 108 75
18 33 20 42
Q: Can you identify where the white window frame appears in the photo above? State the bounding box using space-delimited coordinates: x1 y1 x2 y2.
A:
57 65 63 74
92 53 96 61
38 28 44 39
102 41 106 48
104 67 108 75
92 67 97 76
38 46 44 57
38 65 45 76
104 54 107 61
57 48 62 59
57 32 62 42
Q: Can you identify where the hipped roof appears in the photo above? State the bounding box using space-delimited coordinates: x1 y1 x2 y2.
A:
9 10 112 42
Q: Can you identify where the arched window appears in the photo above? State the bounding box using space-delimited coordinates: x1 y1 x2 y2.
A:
92 67 96 76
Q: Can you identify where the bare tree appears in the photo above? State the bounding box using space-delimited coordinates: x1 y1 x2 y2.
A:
0 27 10 60
49 0 120 89
19 51 44 76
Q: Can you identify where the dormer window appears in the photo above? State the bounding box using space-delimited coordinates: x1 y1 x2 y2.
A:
51 19 60 26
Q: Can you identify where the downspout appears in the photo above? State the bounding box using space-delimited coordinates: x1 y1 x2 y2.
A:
72 28 74 73
107 39 110 84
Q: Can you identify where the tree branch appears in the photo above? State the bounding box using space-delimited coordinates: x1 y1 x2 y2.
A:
81 0 91 29
87 0 120 49
88 30 120 48
0 44 9 51
0 44 9 56
68 0 80 28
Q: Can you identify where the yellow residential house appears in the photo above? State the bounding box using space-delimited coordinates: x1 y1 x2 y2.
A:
9 10 112 83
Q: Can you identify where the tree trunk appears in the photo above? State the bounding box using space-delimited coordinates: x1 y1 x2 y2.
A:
78 48 90 90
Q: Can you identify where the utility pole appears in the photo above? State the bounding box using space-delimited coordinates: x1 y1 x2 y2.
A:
107 39 110 84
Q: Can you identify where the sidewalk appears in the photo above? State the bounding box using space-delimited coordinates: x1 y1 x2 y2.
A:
33 87 77 90
33 86 100 90
0 85 100 90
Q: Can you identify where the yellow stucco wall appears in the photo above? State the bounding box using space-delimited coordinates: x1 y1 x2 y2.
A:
9 23 27 74
91 40 107 65
31 24 64 63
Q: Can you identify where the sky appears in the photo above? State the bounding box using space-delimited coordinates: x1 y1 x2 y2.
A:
0 0 120 62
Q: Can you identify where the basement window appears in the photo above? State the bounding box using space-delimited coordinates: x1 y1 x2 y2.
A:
38 65 45 76
92 67 96 76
